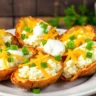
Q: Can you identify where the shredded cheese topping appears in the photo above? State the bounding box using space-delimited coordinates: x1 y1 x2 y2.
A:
19 52 61 79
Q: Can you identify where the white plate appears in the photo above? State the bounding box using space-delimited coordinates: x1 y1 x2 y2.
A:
0 29 96 96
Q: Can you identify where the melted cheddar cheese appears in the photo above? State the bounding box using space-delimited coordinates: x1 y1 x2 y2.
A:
18 52 61 80
62 41 96 79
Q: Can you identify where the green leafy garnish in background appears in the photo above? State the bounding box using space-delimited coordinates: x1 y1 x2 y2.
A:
47 5 96 28
47 16 59 28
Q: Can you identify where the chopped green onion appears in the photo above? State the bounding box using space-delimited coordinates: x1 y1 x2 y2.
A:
69 35 76 40
43 29 48 34
55 55 62 61
86 41 93 50
5 42 10 47
0 48 2 52
67 41 75 49
39 22 48 34
7 52 11 56
42 40 47 46
39 22 48 29
41 62 48 68
9 45 18 50
32 88 40 94
8 57 14 62
22 46 29 55
86 52 92 58
24 59 29 64
21 34 26 40
85 38 92 42
24 26 33 32
29 63 36 67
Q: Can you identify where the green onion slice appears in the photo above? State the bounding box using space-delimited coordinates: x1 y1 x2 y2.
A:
42 40 47 46
67 41 75 49
8 45 18 50
39 22 48 34
24 26 33 32
24 59 29 64
55 55 62 61
5 42 10 47
86 52 92 58
69 35 76 40
8 57 14 62
29 63 36 67
41 62 48 68
32 88 40 94
0 48 2 52
22 46 29 55
85 38 92 42
86 41 93 50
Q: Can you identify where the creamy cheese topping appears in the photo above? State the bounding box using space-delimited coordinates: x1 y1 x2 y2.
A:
7 49 32 58
33 25 44 36
0 49 33 70
43 39 65 56
18 59 61 80
22 23 51 47
8 50 23 56
62 41 96 79
2 35 12 43
24 35 42 47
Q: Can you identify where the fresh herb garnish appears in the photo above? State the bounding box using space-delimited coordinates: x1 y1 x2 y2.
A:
67 41 75 49
41 62 48 68
32 88 40 94
86 52 92 58
42 40 47 46
22 46 29 55
55 55 62 61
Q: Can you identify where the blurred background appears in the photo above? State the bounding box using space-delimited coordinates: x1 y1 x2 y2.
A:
0 0 96 29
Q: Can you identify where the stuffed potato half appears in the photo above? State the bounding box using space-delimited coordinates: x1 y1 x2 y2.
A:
11 52 63 90
15 16 59 48
0 41 36 81
59 25 95 50
61 39 96 81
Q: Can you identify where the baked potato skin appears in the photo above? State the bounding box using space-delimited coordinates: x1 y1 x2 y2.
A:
11 62 63 90
61 62 96 82
0 67 17 81
15 17 38 47
15 16 59 47
0 47 36 81
59 25 95 41
6 32 18 45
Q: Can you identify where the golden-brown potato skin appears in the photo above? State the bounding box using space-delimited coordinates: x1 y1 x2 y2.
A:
59 25 95 41
6 32 18 45
11 62 63 90
0 47 36 81
0 67 17 81
61 62 96 82
15 16 39 47
15 16 59 48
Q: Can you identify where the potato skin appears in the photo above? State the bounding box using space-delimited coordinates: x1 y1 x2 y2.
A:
59 25 95 41
61 62 96 82
0 47 36 81
15 16 59 48
11 62 63 90
5 32 18 45
0 67 17 81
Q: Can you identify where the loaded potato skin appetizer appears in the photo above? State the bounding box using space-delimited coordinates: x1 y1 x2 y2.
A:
11 52 63 90
15 16 59 48
59 25 95 50
0 39 36 81
61 39 96 81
